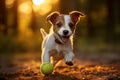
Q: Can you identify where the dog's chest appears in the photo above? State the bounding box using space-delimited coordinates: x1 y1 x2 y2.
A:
49 44 67 59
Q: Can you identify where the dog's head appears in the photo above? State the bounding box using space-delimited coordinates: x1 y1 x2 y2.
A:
47 11 84 43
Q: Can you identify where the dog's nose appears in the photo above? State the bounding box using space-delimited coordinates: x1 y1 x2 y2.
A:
63 30 69 35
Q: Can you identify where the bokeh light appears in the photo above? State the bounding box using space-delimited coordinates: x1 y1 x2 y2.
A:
18 1 33 38
32 0 59 15
5 0 14 8
18 1 32 14
32 0 45 5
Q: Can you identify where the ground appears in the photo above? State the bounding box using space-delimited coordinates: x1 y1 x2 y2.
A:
0 52 120 80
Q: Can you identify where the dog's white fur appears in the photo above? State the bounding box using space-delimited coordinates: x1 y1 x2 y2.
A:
40 11 84 67
58 15 72 36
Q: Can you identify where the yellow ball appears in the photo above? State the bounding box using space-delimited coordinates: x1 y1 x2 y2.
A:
40 62 53 75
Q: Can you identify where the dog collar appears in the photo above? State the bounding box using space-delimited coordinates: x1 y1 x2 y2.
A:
53 33 64 45
55 38 63 44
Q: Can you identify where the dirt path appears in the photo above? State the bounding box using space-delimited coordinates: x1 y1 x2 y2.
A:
0 53 120 80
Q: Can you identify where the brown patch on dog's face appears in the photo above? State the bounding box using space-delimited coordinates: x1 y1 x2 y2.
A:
68 22 76 32
53 15 65 33
47 12 63 34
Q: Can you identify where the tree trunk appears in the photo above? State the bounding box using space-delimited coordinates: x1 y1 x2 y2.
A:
0 0 7 35
30 9 36 33
12 0 18 35
86 0 94 38
59 0 78 14
106 0 115 43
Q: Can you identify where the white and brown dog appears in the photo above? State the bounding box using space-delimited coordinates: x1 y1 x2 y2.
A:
40 11 84 67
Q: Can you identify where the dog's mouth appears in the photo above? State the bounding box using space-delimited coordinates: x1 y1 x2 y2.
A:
61 36 70 43
55 33 70 43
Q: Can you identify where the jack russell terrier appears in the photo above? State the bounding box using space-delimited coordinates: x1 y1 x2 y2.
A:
40 11 84 67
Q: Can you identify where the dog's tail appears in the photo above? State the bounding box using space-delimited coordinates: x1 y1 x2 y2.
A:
40 28 47 38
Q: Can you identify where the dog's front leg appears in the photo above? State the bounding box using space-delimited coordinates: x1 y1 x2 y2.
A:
41 48 50 63
65 52 74 66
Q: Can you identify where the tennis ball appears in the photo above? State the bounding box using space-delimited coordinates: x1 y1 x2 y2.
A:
40 62 53 75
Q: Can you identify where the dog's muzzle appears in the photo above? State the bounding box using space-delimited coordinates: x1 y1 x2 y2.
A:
63 30 69 35
60 30 70 43
61 35 70 43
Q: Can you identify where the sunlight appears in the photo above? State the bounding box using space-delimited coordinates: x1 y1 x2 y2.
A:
32 0 45 5
32 0 59 15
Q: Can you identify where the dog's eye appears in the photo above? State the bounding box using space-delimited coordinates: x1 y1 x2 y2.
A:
56 22 62 27
69 23 74 28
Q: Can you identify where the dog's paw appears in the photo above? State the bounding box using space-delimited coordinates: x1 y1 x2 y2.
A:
65 61 73 66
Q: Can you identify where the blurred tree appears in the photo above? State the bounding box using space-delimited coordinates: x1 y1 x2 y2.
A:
12 0 18 35
85 0 106 38
86 0 94 38
0 0 7 35
114 0 120 42
30 7 37 33
106 0 115 43
59 0 79 14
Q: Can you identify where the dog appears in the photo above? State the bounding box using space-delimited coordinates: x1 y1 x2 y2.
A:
40 11 84 67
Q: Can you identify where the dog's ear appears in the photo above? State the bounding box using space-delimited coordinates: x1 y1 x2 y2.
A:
46 11 60 24
69 11 84 24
